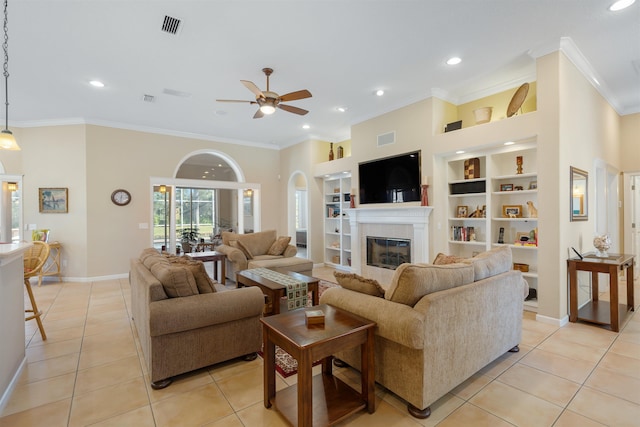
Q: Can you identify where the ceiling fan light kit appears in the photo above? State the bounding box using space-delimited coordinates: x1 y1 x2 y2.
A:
217 67 312 119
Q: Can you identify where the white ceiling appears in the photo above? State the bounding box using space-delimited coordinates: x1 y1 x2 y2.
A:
8 0 640 148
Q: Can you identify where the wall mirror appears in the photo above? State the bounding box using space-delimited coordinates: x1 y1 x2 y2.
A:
570 166 588 221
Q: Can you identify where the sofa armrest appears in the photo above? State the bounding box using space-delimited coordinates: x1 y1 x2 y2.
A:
216 244 248 267
320 287 424 349
149 286 264 336
282 244 297 258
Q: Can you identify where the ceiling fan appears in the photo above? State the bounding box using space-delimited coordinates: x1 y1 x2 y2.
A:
216 68 312 119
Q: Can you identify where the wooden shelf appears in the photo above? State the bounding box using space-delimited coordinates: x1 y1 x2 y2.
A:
273 373 367 427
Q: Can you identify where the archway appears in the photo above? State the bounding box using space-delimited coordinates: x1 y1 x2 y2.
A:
150 150 260 253
288 171 308 257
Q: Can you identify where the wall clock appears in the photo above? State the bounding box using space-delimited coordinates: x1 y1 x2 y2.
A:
111 189 131 206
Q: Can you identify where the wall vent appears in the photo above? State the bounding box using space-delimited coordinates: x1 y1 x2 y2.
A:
161 15 182 35
142 94 155 103
377 131 396 147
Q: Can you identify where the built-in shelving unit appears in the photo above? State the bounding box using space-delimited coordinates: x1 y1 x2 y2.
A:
446 143 538 311
323 173 352 270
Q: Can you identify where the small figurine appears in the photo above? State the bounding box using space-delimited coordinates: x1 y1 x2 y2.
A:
527 201 538 218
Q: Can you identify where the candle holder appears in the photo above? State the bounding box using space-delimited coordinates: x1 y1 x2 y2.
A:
350 194 356 209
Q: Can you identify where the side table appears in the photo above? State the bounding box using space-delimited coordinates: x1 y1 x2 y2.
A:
261 304 375 426
38 241 62 286
188 251 226 284
567 253 635 332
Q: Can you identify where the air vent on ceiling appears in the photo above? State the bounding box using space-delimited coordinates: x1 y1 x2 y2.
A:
161 15 182 35
142 94 155 103
163 88 192 98
377 131 396 147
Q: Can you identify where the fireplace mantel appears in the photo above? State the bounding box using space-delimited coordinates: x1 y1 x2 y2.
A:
344 206 433 277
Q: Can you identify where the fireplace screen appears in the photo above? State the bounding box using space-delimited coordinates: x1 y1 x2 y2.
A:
366 236 411 270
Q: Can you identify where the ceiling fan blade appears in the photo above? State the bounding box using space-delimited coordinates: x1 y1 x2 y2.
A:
216 99 256 103
279 89 312 102
253 109 264 119
278 104 309 116
241 80 265 99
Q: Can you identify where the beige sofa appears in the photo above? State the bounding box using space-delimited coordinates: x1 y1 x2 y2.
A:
320 246 526 418
216 229 312 280
130 249 264 389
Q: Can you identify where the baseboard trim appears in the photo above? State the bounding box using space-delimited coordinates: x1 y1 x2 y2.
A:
0 356 26 414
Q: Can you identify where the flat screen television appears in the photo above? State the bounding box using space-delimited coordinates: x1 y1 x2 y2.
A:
358 150 421 204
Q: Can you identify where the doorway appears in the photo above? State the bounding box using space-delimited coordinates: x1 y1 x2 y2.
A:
288 172 308 258
623 172 640 279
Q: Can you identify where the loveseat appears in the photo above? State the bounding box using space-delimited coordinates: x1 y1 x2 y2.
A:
130 249 264 389
319 246 526 418
216 229 312 280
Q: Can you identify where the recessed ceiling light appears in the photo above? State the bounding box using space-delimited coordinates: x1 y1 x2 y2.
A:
446 57 462 65
504 141 515 146
375 90 385 96
456 150 465 154
302 124 310 129
336 106 347 112
609 0 635 11
89 80 105 88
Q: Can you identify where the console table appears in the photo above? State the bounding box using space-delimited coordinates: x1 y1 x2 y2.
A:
38 241 62 286
567 253 635 332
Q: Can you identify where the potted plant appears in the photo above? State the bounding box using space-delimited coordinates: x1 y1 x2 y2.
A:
179 227 199 253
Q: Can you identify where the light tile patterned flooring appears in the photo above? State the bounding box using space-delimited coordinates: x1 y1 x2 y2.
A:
1 268 639 426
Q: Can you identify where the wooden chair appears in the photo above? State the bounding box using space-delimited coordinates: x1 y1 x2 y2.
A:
24 241 50 340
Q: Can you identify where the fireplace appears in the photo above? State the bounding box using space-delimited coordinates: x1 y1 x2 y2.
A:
367 237 411 270
344 206 433 284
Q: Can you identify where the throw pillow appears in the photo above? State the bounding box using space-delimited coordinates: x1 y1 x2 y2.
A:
150 263 199 298
385 263 474 306
230 240 254 259
433 252 466 265
267 236 291 256
463 246 512 281
334 272 385 297
172 257 217 294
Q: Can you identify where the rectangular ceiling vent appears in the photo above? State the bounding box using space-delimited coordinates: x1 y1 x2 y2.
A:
142 94 155 103
377 131 396 147
161 15 182 35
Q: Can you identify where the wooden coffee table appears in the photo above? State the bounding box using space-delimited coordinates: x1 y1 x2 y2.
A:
236 269 319 316
188 251 226 284
261 304 376 426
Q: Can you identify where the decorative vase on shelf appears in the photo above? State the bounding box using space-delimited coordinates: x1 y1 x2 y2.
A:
328 143 334 161
593 234 611 257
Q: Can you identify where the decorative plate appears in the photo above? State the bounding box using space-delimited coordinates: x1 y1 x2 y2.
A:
507 82 529 117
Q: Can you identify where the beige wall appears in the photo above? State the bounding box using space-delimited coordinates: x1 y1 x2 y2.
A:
620 113 640 172
3 125 281 278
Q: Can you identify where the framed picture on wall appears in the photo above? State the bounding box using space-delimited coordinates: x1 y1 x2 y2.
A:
39 188 68 213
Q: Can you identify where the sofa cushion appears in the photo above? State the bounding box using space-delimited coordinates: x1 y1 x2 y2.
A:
150 263 199 298
222 230 278 255
385 263 474 306
267 236 291 256
334 272 385 297
230 240 254 259
142 253 170 270
174 257 217 294
464 246 512 281
433 252 466 265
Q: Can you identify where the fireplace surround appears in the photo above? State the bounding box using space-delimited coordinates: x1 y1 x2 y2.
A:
345 206 433 284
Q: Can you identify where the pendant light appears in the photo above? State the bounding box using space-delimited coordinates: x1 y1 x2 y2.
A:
0 0 18 150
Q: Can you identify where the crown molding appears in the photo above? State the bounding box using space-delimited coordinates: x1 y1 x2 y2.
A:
529 37 624 115
13 117 280 150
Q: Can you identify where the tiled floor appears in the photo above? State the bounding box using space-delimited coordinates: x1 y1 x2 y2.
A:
1 268 639 426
